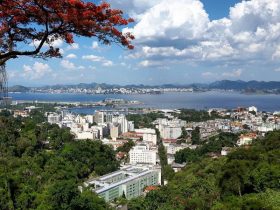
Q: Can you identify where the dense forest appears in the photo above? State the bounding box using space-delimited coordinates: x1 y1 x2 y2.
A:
128 131 280 210
0 111 118 209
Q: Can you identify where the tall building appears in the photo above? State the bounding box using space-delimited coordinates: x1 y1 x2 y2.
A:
95 111 105 124
128 121 135 132
117 114 128 133
105 113 113 123
110 123 121 140
158 124 182 140
84 164 161 202
129 144 157 165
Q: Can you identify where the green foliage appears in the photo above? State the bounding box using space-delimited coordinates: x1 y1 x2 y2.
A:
162 165 175 181
175 148 199 163
117 140 135 153
0 115 116 209
126 112 165 128
175 132 238 163
129 130 280 210
179 127 188 139
175 109 227 122
191 126 200 145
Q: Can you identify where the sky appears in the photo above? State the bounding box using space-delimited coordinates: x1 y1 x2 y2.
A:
6 0 280 86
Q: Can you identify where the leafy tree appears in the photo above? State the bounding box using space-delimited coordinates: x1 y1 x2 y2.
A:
180 127 188 139
71 190 109 210
128 130 280 210
126 112 165 128
0 0 134 66
162 165 175 181
117 140 135 153
0 115 120 209
191 126 200 145
175 148 199 163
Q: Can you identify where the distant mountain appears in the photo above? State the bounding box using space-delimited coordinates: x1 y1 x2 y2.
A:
9 80 280 92
9 85 30 92
208 80 280 90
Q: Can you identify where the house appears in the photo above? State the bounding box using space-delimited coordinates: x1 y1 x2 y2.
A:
237 133 257 146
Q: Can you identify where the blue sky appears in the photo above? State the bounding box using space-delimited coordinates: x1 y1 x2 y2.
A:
6 0 280 86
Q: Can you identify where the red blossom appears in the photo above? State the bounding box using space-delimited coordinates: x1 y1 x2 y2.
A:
0 0 135 65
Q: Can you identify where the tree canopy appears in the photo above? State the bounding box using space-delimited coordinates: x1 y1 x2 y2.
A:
128 130 280 209
0 0 134 65
0 111 118 209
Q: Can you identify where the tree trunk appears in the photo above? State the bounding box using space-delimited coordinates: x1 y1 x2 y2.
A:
0 64 8 106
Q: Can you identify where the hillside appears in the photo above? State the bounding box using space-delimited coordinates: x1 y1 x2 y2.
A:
9 80 280 92
127 131 280 210
8 85 30 92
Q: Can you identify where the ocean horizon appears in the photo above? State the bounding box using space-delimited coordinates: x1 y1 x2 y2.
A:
9 91 280 113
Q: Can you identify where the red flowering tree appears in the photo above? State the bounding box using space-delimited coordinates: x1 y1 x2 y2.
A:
0 0 134 66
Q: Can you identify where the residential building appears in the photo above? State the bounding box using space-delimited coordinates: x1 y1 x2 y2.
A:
47 112 61 124
129 144 157 165
110 123 121 140
143 133 157 145
95 111 105 124
237 133 257 146
84 164 161 202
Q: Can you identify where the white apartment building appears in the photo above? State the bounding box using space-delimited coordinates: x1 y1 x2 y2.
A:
95 111 105 124
76 130 99 140
158 124 182 140
128 121 135 132
110 124 121 140
135 128 156 135
129 144 157 165
47 113 61 124
84 164 161 202
114 115 128 133
143 133 157 145
85 115 94 124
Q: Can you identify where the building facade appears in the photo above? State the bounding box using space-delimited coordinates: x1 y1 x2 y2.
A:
84 165 161 202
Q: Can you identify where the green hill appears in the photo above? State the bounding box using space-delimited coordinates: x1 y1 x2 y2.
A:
128 131 280 210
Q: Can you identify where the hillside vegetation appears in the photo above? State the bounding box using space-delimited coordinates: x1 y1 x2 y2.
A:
128 131 280 210
0 111 117 210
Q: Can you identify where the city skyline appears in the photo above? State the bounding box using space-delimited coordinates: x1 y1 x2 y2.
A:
7 0 280 86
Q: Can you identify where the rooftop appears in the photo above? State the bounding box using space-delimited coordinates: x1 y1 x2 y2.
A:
84 164 159 194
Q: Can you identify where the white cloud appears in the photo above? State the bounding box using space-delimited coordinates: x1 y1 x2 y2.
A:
60 60 77 70
222 69 243 78
22 62 52 80
66 43 79 50
82 55 114 67
139 60 170 69
103 61 113 67
89 65 96 70
66 53 77 59
124 0 280 68
202 72 216 77
272 45 280 59
78 66 85 70
124 0 209 44
108 0 161 20
8 71 17 79
92 41 99 49
82 55 104 62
